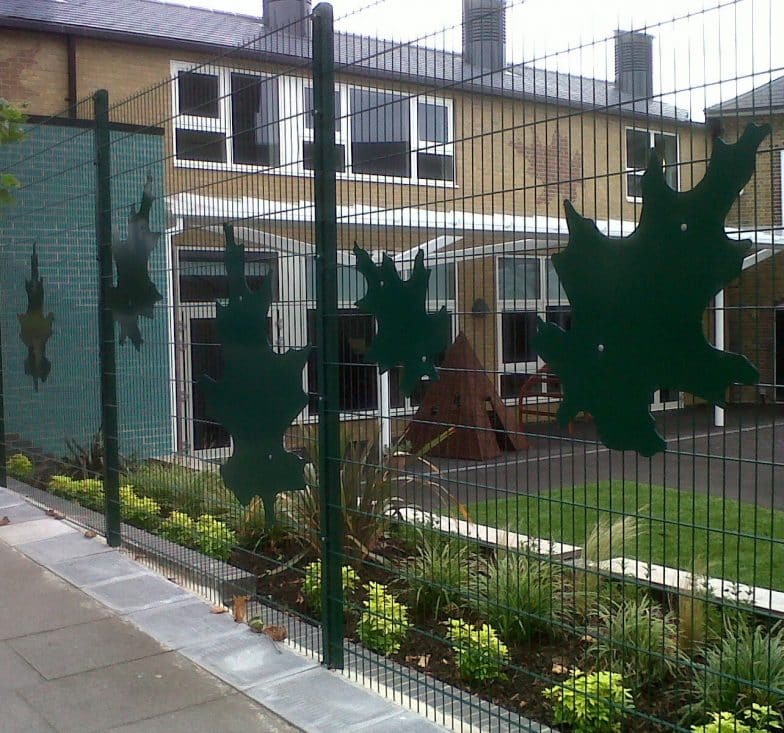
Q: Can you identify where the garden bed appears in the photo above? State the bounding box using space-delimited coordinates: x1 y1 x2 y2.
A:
7 451 784 733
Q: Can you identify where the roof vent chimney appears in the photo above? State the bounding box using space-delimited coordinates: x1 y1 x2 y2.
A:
263 0 311 38
615 30 653 100
463 0 506 71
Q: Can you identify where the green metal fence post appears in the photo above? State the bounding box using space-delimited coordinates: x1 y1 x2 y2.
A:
312 2 344 670
93 89 121 548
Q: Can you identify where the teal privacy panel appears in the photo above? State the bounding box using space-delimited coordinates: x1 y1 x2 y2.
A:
0 122 171 460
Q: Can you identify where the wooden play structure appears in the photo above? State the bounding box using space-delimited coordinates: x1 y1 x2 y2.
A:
406 333 528 461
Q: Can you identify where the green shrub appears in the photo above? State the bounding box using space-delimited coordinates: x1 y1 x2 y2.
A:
589 594 682 686
123 463 240 521
302 561 360 615
7 453 33 480
476 549 568 642
119 486 161 531
404 531 479 618
544 668 635 733
446 618 509 685
358 581 411 656
49 475 104 511
696 618 784 712
159 511 198 548
195 514 237 560
692 705 783 732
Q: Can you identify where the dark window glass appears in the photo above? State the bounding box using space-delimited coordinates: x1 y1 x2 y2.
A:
175 129 226 163
350 89 410 177
307 310 378 412
626 172 643 198
501 311 538 363
303 141 346 172
303 87 342 132
500 373 537 399
654 132 679 190
417 153 454 181
230 73 279 166
626 128 650 170
546 305 572 331
190 317 230 450
418 102 449 143
179 249 278 302
178 71 220 118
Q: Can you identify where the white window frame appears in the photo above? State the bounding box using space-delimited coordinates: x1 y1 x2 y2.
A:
624 126 680 202
171 62 456 186
172 61 286 173
497 257 549 402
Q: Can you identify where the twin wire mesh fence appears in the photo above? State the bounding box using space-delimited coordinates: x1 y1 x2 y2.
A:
1 0 783 729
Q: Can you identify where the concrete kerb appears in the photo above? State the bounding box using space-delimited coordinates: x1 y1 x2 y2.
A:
0 486 457 732
0 482 556 732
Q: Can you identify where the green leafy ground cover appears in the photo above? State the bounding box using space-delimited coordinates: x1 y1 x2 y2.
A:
471 482 784 591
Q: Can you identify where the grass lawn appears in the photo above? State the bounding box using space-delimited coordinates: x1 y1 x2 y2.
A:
470 482 784 592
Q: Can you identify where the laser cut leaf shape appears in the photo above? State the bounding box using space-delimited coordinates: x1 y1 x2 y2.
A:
109 175 162 349
201 224 310 520
354 245 451 395
534 123 770 456
17 243 53 391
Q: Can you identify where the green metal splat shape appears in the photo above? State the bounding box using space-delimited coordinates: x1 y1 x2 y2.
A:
534 123 770 457
109 174 163 349
354 245 451 395
201 224 310 519
17 243 54 391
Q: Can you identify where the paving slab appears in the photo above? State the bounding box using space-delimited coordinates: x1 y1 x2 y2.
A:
0 690 57 733
84 572 191 613
0 517 75 546
181 629 317 689
50 551 148 587
127 599 244 650
247 666 398 732
17 651 232 733
0 502 51 524
17 531 112 565
0 641 45 692
0 551 111 640
104 692 301 733
10 616 165 680
0 487 23 509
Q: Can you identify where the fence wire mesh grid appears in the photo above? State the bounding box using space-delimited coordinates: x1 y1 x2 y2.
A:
1 0 783 730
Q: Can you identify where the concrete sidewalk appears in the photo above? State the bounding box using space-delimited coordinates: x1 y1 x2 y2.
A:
0 486 447 733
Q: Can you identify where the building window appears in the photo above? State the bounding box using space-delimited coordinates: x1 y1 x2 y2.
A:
173 64 281 169
350 88 411 177
172 63 455 184
416 100 454 181
498 256 570 399
625 127 679 199
302 86 346 171
231 73 280 166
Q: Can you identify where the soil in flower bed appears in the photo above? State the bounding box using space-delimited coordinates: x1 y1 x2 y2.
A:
233 546 690 732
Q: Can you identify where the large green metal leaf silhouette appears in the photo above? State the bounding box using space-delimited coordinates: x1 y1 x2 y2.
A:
17 243 53 391
109 175 163 349
534 123 770 456
354 245 451 395
201 224 309 519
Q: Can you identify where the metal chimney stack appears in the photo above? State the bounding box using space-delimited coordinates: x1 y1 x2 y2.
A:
263 0 312 38
463 0 506 71
615 30 654 100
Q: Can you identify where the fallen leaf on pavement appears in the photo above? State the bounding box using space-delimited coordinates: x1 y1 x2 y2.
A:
210 605 228 614
0 517 9 526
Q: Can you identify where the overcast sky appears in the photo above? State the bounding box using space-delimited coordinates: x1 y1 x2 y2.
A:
161 0 782 120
